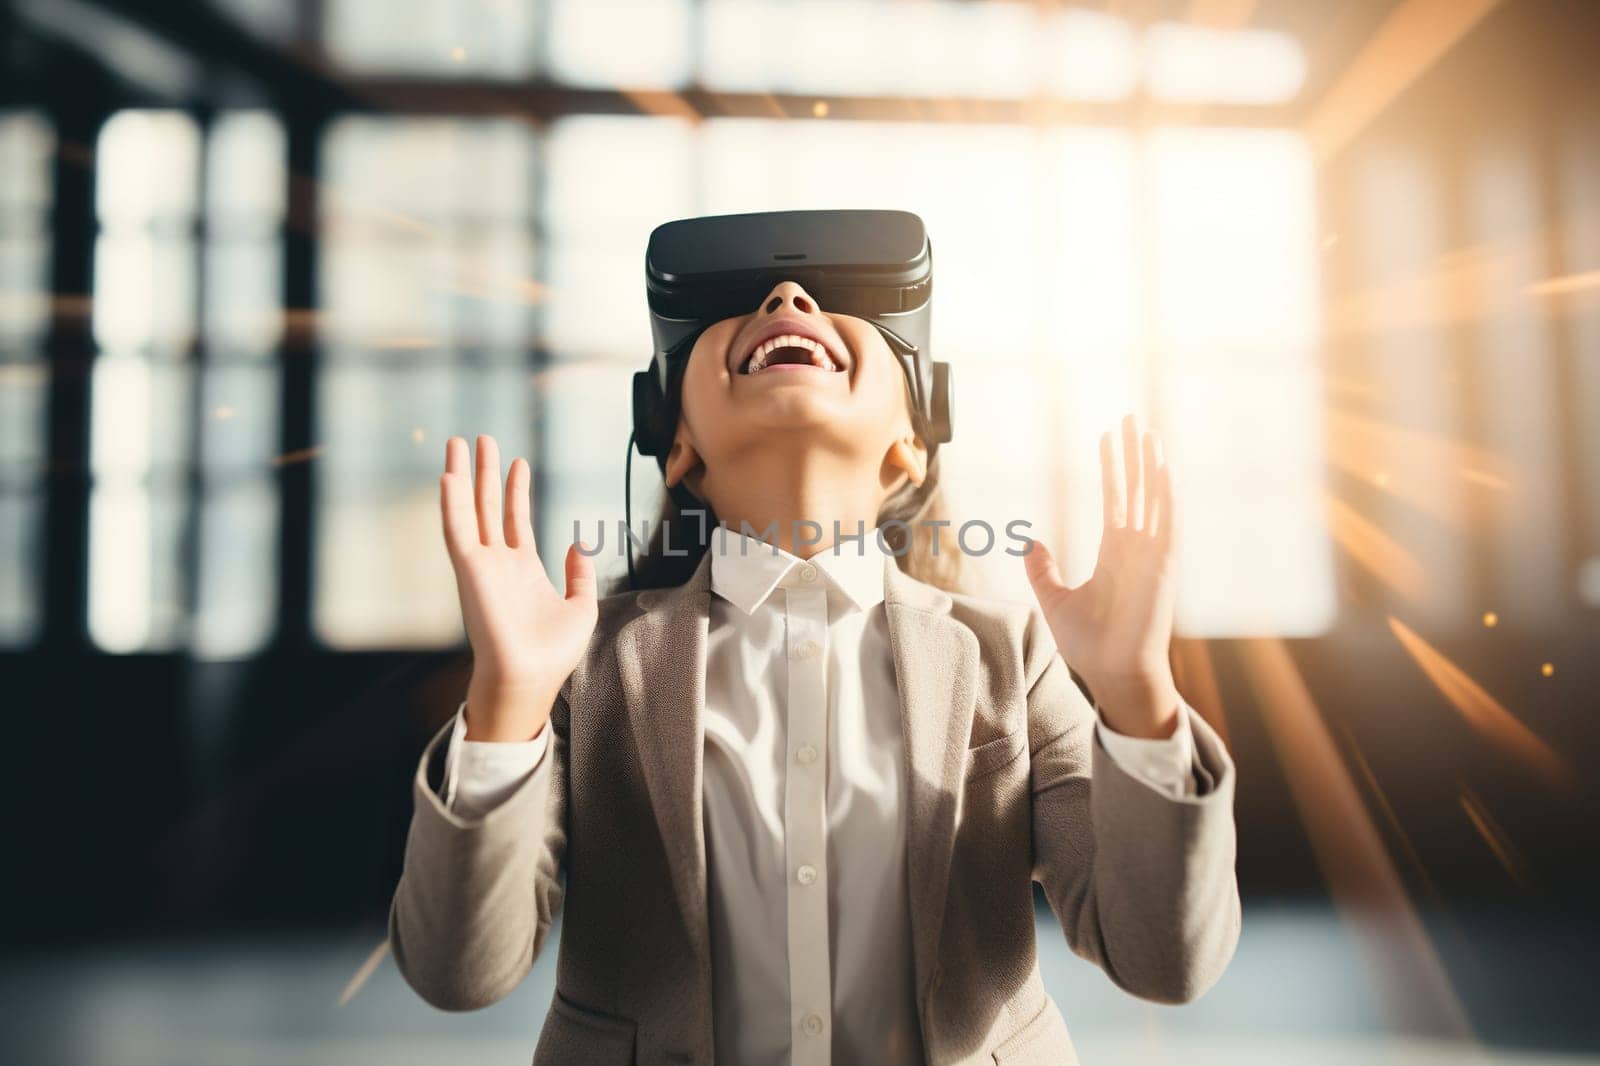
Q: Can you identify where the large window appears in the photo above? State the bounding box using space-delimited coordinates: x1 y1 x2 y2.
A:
42 1 1598 654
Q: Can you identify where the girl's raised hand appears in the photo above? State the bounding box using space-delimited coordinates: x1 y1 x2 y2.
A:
440 434 598 742
1023 413 1183 739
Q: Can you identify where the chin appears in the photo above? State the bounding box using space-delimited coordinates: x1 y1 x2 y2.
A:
745 391 855 431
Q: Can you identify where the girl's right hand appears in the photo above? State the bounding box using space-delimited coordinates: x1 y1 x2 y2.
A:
440 434 598 742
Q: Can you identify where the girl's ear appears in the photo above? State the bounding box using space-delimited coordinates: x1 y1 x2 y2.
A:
663 429 704 491
883 432 929 490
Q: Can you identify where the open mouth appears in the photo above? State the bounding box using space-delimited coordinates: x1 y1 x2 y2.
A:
738 333 847 375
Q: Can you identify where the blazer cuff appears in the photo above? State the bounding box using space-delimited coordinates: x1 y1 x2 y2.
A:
1094 703 1197 800
441 700 553 817
412 713 556 837
1093 702 1233 812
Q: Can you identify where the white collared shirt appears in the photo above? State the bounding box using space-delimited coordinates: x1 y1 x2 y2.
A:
440 527 1196 1065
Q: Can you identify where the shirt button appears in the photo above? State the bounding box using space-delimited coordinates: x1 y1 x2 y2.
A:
794 638 820 660
797 563 818 583
796 863 818 886
796 743 818 765
801 1012 825 1037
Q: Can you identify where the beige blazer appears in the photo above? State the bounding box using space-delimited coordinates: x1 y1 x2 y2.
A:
389 552 1240 1065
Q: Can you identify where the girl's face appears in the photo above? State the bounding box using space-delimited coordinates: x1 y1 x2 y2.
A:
664 280 926 503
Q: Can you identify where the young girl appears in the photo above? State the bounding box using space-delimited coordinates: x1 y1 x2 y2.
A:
389 279 1240 1065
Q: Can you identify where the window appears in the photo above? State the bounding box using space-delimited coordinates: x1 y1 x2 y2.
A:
88 110 285 657
314 118 538 647
1148 128 1332 636
196 113 287 658
90 111 201 652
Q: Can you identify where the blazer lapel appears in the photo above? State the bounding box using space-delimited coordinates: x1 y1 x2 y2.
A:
884 563 980 1007
616 554 715 973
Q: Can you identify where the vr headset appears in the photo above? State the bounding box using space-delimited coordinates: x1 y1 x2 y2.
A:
631 209 953 463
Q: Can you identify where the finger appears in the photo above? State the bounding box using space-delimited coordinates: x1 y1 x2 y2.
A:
505 457 537 551
1142 430 1161 535
1122 413 1143 532
440 437 475 561
475 434 504 547
564 541 598 605
1100 431 1126 529
1154 462 1177 557
444 434 468 476
1022 536 1069 601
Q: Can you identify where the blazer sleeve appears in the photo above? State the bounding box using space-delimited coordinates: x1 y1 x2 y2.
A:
1025 608 1242 1005
387 688 570 1011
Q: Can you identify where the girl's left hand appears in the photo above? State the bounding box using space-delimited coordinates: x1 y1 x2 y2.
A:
1023 413 1183 739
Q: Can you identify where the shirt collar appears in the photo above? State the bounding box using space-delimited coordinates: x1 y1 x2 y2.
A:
709 524 892 615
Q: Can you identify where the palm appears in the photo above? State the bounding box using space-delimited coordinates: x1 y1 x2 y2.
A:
1024 414 1178 703
440 435 598 735
452 540 594 691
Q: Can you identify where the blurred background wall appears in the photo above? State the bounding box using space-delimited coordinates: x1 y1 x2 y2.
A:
1 0 1597 1062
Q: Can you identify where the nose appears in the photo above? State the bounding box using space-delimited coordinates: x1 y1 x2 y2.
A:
759 280 820 317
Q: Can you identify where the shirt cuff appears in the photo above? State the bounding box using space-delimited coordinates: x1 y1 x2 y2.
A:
1093 700 1198 800
441 699 553 818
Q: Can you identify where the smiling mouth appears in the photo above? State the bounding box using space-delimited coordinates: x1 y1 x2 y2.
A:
739 334 847 375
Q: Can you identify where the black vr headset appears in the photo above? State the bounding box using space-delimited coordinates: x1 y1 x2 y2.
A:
631 209 953 464
623 209 953 587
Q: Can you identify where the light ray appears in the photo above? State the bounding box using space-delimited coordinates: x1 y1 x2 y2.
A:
1326 409 1516 528
619 88 703 123
1335 719 1444 908
1457 466 1511 491
1524 268 1600 296
1238 637 1473 1036
1386 615 1575 788
1459 787 1532 891
1170 637 1230 748
1322 371 1381 402
1305 0 1506 165
1324 225 1592 336
272 445 325 468
338 938 391 1006
1323 490 1428 601
436 271 550 307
